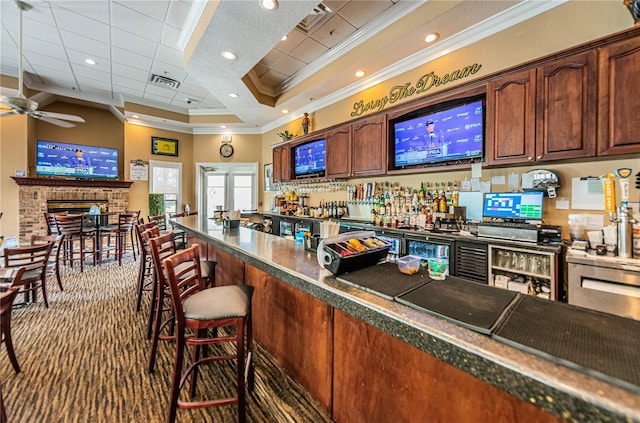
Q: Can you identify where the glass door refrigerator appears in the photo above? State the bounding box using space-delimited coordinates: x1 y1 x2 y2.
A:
374 230 403 263
403 234 455 276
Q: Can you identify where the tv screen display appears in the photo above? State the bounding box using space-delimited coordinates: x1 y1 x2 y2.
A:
482 192 544 220
391 95 484 168
293 139 326 177
36 140 119 179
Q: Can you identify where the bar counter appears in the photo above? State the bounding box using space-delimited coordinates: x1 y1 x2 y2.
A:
172 216 640 423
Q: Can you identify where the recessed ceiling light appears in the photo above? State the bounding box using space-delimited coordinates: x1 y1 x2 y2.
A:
131 114 139 119
281 35 288 41
85 58 97 65
220 125 226 129
282 109 289 114
221 50 237 60
261 0 278 10
228 93 239 98
424 33 439 43
355 70 365 78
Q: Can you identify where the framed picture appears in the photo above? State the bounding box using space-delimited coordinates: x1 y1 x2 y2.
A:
151 137 178 157
264 163 274 191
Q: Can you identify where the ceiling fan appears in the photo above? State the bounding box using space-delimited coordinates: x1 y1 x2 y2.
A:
0 0 85 128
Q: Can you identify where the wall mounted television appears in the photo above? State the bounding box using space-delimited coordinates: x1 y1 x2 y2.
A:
390 94 485 169
36 140 119 179
482 192 544 221
293 138 326 178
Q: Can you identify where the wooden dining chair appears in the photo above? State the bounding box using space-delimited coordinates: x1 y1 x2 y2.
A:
162 244 253 423
54 213 96 272
3 243 53 308
1 276 23 373
31 234 64 291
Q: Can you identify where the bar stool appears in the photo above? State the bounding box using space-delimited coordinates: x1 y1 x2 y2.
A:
161 244 253 423
99 212 138 265
31 234 63 291
1 277 23 373
134 221 158 314
3 243 53 307
54 213 96 272
145 231 217 372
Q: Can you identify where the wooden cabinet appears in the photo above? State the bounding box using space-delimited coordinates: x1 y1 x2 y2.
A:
597 36 640 156
351 114 387 176
325 125 352 178
486 69 537 165
536 51 597 160
272 144 291 183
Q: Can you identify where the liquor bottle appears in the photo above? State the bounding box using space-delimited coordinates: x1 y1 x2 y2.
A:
439 191 447 213
418 182 426 201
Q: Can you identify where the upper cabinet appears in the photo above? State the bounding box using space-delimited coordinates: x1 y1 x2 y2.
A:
536 51 598 160
486 50 602 166
325 125 352 178
272 144 291 183
485 69 537 165
351 115 387 176
597 37 640 156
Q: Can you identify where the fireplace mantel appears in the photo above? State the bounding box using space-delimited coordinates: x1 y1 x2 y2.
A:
11 177 133 189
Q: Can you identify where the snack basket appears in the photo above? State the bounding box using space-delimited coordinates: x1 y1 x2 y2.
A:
317 231 391 275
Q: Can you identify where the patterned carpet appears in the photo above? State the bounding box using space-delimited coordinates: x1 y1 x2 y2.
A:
0 254 333 423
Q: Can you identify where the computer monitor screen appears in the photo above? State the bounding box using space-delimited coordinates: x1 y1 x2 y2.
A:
482 192 544 220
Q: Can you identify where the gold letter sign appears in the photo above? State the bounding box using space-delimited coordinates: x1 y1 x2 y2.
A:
351 63 482 117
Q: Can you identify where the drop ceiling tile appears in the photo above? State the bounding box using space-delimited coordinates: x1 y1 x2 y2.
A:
176 81 209 97
115 0 171 22
258 69 288 87
145 84 178 98
322 1 349 14
112 47 154 71
311 14 356 49
66 48 109 70
144 92 177 103
22 37 66 59
151 62 187 83
253 63 269 78
24 54 71 71
270 54 306 77
53 1 111 25
53 8 110 44
111 2 164 42
112 62 150 83
275 28 307 55
166 0 192 29
76 77 112 91
61 30 111 59
112 27 158 57
16 21 61 44
113 84 145 98
155 45 183 67
161 25 181 47
288 37 328 64
258 49 286 68
339 0 394 28
36 72 77 88
77 85 113 97
73 66 111 83
112 74 147 90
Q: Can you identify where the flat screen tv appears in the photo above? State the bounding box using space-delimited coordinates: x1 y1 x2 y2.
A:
390 95 484 169
482 192 544 221
36 140 119 179
293 138 326 178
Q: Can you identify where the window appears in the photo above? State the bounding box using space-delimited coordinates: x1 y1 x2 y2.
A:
150 161 182 214
199 163 258 218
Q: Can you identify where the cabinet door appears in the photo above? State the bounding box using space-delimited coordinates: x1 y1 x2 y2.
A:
536 51 597 161
272 147 282 182
597 37 640 156
351 115 386 176
279 144 291 182
486 69 537 165
325 125 352 178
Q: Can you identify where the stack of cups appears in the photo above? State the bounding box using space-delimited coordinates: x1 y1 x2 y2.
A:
602 225 617 255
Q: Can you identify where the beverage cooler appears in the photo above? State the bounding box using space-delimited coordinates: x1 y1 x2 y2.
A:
374 230 403 263
404 235 454 276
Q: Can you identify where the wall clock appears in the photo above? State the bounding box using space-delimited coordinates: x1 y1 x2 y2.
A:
220 143 234 158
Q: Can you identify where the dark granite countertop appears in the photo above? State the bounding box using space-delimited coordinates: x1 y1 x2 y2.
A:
171 215 639 423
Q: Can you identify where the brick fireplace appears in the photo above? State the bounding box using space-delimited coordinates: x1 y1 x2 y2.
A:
11 177 133 243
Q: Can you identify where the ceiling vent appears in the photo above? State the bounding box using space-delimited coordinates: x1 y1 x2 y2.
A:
150 74 181 90
296 3 333 34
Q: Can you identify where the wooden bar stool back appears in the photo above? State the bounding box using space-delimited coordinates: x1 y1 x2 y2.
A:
161 244 254 423
134 221 159 314
54 214 96 272
31 234 64 291
3 242 53 307
99 212 138 265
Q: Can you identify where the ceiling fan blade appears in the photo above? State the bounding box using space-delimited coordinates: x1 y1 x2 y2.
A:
35 111 85 123
35 115 76 128
1 110 17 117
